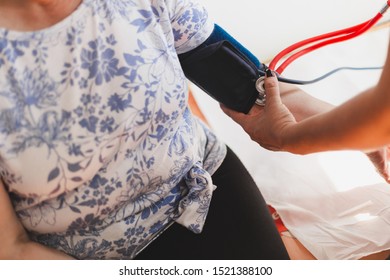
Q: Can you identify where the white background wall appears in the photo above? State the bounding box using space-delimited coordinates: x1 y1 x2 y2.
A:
198 0 390 61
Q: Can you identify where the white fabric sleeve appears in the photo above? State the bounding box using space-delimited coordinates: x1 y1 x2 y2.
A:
166 0 214 54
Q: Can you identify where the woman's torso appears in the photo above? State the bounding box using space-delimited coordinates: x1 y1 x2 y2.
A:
0 0 226 259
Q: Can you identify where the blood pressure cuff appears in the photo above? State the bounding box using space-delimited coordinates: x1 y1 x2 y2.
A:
179 24 264 114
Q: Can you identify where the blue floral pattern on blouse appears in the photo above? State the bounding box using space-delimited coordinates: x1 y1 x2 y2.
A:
0 0 226 259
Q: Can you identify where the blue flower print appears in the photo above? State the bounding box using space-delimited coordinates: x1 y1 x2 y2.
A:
177 10 192 26
80 38 129 85
149 221 164 234
0 37 7 51
188 223 201 234
150 125 168 142
154 109 170 124
3 67 58 109
116 174 165 219
0 36 29 64
168 111 192 156
172 28 183 42
67 213 102 236
5 42 24 62
1 0 226 260
73 106 84 117
79 115 99 133
0 68 59 136
107 93 131 113
124 226 145 239
32 46 49 64
68 143 83 156
168 157 193 185
24 202 57 228
80 93 92 106
100 116 115 133
106 34 117 46
78 78 88 89
0 108 24 134
38 111 66 142
131 9 154 33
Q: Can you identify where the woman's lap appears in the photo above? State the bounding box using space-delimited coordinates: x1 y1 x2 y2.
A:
136 146 289 260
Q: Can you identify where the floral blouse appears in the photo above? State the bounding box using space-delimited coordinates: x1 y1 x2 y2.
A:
0 0 226 259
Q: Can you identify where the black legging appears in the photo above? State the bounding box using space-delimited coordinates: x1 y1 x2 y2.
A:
136 147 289 260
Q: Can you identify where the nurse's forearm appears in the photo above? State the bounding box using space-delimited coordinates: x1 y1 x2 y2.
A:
279 82 334 121
283 87 390 154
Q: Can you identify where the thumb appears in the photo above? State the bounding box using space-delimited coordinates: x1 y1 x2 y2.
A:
264 69 282 108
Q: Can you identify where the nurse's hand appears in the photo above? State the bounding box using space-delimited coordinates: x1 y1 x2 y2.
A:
221 72 390 183
366 147 390 183
221 71 296 152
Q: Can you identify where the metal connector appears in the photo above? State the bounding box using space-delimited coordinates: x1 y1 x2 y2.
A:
255 76 266 106
380 2 389 14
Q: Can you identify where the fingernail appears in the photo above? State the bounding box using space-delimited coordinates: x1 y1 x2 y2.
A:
266 69 274 77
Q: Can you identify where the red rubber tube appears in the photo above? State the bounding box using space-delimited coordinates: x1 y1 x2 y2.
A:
268 1 390 74
275 13 383 74
268 21 368 71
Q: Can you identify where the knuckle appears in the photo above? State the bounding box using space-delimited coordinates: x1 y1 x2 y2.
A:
265 79 278 90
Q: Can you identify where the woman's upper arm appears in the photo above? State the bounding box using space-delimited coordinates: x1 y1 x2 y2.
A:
167 0 214 54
